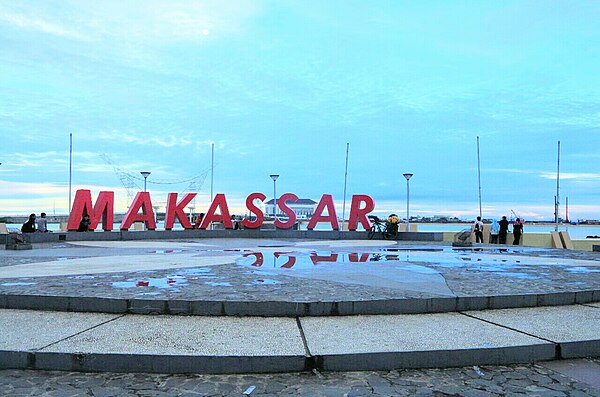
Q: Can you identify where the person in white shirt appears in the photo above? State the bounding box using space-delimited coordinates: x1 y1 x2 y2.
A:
36 212 49 232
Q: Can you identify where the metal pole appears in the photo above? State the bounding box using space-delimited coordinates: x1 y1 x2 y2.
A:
341 143 349 231
406 178 410 231
270 174 279 219
555 140 560 231
403 173 413 232
68 133 72 212
210 143 214 202
140 172 151 231
477 136 482 218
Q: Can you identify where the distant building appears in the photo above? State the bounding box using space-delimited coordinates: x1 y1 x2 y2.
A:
265 198 317 219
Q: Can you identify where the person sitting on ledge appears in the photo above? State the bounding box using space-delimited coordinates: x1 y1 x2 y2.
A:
387 213 399 233
21 213 36 233
36 212 49 232
77 214 91 232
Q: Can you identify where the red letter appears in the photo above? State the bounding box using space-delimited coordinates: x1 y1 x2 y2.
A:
348 253 370 262
243 252 264 267
275 252 297 268
242 192 265 229
307 194 339 230
120 192 156 230
67 190 114 231
164 193 197 230
274 193 298 229
348 194 375 231
200 194 232 229
310 252 339 265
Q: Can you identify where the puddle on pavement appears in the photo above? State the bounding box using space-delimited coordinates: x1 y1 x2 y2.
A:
110 267 222 292
236 249 599 284
32 246 593 294
147 249 185 254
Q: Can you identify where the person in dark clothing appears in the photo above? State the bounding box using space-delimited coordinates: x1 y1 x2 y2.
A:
21 213 36 233
498 216 509 244
473 216 484 243
77 214 91 232
513 218 524 245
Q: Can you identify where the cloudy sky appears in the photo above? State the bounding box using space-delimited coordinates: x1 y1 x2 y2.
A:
0 0 599 221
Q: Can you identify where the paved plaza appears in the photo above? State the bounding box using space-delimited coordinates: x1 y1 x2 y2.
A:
1 361 600 396
1 237 600 395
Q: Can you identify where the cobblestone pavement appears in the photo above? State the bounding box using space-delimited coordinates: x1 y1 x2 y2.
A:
1 360 599 396
1 241 600 303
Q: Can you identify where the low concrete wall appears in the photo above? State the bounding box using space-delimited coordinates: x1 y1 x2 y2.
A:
441 230 600 251
7 229 443 244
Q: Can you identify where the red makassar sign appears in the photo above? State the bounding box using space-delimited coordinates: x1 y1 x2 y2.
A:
67 190 375 231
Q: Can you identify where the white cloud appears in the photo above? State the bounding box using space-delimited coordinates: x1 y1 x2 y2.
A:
94 131 194 148
0 1 261 43
539 172 600 181
0 11 87 40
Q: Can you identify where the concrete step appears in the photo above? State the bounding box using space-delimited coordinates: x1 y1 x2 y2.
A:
2 290 599 317
1 304 599 374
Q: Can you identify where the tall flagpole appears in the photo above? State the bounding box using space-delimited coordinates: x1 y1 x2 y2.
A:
555 140 560 231
210 143 214 202
68 133 73 213
341 143 349 231
477 136 482 218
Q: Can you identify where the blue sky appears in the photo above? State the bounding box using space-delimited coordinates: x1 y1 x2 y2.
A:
0 0 599 221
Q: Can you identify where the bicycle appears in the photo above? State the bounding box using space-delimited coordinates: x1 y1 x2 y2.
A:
367 216 398 240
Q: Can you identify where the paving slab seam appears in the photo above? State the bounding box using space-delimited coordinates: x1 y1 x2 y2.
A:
35 314 127 352
458 311 562 359
295 316 316 372
579 303 600 309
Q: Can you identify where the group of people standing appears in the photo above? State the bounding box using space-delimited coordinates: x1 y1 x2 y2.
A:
20 212 49 233
474 216 524 245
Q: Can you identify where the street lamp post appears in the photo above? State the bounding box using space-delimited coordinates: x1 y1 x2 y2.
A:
140 172 151 231
140 172 151 192
403 173 413 232
270 174 279 219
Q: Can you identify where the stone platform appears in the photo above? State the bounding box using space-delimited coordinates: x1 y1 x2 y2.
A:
0 238 599 374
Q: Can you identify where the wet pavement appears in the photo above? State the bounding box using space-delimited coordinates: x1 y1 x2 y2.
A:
1 240 600 303
1 359 599 396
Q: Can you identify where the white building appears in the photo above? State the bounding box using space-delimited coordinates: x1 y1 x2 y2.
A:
265 198 317 219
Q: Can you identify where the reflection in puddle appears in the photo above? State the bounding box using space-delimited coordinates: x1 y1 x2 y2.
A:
565 267 600 274
205 281 232 287
246 278 284 285
111 268 216 291
239 251 403 269
236 249 600 284
112 276 187 290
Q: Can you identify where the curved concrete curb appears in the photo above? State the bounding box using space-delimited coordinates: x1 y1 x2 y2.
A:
0 305 598 374
1 290 599 316
2 346 555 374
